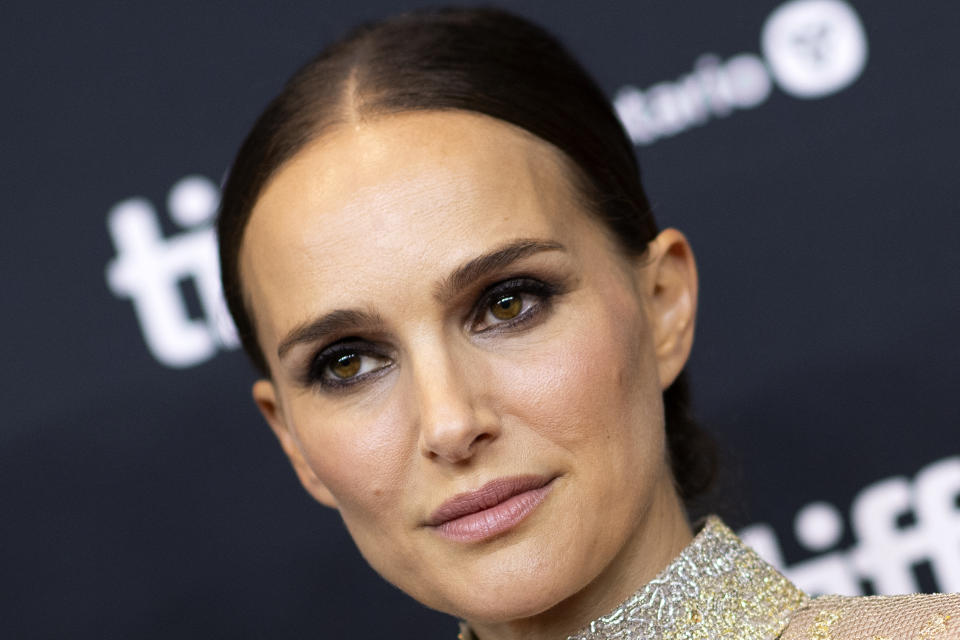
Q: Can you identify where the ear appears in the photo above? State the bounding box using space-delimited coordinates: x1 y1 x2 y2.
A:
641 228 698 390
252 379 339 509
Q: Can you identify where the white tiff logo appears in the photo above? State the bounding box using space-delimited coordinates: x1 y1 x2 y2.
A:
105 175 239 368
741 456 960 596
614 0 869 145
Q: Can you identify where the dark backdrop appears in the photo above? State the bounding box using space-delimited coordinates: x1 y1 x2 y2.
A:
5 1 958 638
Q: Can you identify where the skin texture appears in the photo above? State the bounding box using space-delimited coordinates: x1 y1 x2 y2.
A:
241 110 698 640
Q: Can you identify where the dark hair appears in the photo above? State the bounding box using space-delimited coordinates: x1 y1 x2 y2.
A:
217 7 716 504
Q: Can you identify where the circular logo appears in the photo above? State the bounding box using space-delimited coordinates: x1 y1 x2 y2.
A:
167 175 220 228
762 0 868 99
795 501 844 552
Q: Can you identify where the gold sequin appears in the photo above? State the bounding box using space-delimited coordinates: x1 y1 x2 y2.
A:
565 517 809 640
808 609 843 640
919 613 953 639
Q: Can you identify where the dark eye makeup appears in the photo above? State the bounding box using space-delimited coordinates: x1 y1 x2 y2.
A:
470 277 560 333
303 275 563 391
305 339 394 390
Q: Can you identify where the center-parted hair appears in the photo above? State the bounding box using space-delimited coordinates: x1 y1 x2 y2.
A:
217 6 716 505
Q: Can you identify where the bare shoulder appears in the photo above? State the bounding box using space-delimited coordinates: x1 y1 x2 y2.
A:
780 593 960 640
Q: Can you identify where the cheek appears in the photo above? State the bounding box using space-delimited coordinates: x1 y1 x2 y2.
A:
498 290 663 456
288 397 410 515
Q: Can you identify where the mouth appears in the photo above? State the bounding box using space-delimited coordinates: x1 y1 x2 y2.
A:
426 475 556 543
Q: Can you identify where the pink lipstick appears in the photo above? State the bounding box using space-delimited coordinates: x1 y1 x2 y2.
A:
427 475 555 542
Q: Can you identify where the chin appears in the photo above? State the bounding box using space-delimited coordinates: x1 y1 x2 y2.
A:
451 581 571 625
434 542 593 624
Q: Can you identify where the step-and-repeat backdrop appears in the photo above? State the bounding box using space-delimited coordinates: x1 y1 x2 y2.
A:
6 1 958 637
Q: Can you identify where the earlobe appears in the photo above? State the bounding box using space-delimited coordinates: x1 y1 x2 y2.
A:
252 379 339 509
643 229 698 390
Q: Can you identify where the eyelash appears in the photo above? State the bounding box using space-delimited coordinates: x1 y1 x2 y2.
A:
305 276 560 391
470 277 558 333
305 341 393 390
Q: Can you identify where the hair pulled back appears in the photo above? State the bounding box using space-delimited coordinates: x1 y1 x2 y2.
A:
217 6 716 505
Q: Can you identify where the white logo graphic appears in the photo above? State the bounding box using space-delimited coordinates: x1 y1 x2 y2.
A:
105 175 239 368
615 54 771 145
614 0 868 145
741 456 960 596
763 0 868 98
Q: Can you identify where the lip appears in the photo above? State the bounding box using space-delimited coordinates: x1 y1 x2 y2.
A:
426 475 556 543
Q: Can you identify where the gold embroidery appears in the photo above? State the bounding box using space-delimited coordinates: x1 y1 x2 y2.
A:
566 517 808 640
807 609 842 640
919 613 952 639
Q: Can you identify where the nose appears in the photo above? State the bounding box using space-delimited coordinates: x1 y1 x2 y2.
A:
413 345 501 464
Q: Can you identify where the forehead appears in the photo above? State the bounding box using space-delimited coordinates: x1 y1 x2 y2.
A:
241 110 594 346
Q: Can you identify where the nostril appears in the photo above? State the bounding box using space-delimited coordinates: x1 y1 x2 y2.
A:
414 373 501 462
472 432 492 445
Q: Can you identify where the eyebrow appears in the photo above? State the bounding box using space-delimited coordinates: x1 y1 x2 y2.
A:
435 238 566 301
276 238 565 360
277 308 383 360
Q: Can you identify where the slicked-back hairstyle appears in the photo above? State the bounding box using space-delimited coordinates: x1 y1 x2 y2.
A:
217 6 716 505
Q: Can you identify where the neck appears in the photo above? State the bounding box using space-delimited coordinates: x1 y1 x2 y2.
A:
466 479 693 640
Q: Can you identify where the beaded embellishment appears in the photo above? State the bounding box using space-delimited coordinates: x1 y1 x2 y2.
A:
567 516 808 640
458 517 808 640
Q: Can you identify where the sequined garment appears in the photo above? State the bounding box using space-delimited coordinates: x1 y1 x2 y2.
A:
457 517 960 640
567 516 806 640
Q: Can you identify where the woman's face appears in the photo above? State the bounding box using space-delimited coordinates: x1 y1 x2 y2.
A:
241 111 696 625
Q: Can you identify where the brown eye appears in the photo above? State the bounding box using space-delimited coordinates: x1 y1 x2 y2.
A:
472 277 558 333
490 294 522 320
330 353 362 379
313 347 393 389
